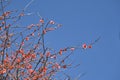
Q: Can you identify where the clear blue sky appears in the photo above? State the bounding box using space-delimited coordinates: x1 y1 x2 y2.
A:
9 0 120 80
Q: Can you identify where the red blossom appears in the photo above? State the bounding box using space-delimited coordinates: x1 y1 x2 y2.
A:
16 58 21 63
25 37 29 41
62 65 67 69
0 68 6 74
59 49 63 55
50 55 56 59
43 67 47 73
31 33 34 36
40 19 44 23
82 43 87 49
0 16 4 20
3 59 9 63
28 69 34 74
70 47 75 51
46 52 51 57
2 11 11 17
18 49 24 54
43 30 46 34
26 63 32 69
31 53 36 58
88 45 92 48
54 63 61 69
49 20 55 24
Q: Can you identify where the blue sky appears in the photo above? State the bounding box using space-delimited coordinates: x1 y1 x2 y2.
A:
9 0 120 80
